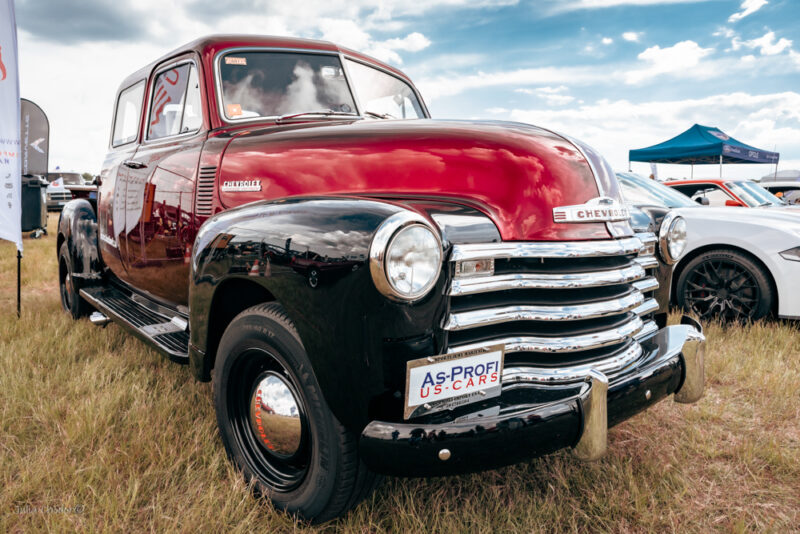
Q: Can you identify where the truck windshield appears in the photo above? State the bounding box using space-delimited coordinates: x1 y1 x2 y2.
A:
344 59 424 119
218 51 358 120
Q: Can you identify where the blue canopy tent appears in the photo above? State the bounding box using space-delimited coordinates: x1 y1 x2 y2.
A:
629 124 779 179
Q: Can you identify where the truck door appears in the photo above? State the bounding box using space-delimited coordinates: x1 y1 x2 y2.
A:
121 57 206 305
97 79 146 286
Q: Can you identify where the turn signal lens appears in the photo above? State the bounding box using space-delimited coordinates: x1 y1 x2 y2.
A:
455 259 494 278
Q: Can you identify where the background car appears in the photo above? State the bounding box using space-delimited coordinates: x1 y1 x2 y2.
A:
45 176 72 210
664 177 786 208
760 181 800 205
618 172 800 322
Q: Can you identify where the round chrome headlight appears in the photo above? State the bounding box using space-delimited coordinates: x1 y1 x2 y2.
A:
658 212 687 264
369 212 443 301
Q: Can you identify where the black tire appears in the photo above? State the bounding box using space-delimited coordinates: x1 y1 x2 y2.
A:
676 249 774 322
213 303 379 523
58 242 90 319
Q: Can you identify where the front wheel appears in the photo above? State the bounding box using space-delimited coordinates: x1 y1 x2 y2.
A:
676 249 774 322
58 242 90 319
213 303 379 523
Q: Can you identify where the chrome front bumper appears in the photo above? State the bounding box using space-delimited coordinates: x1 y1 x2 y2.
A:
573 315 705 460
359 316 706 476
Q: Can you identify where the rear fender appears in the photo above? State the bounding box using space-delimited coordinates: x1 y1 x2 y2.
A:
57 199 103 281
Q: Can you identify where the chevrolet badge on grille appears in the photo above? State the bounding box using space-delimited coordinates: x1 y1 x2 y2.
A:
553 197 629 223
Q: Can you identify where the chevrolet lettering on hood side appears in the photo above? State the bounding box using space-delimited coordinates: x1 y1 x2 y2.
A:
57 35 707 523
553 197 630 223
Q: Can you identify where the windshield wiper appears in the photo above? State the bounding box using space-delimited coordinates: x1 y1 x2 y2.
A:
276 109 358 124
363 110 396 120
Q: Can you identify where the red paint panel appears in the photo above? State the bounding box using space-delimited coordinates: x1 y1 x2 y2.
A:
219 119 612 241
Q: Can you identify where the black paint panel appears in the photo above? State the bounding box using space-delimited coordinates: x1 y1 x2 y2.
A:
189 197 458 431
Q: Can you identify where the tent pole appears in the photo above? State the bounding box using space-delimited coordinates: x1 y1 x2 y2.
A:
691 164 694 179
17 250 21 319
628 159 631 172
774 162 779 180
719 155 722 179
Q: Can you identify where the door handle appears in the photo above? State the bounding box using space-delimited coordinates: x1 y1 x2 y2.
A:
123 160 147 169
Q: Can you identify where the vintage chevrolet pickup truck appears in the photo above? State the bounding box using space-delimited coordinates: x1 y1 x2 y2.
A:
57 35 705 522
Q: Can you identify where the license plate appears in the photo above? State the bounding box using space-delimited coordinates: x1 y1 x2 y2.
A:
404 344 504 419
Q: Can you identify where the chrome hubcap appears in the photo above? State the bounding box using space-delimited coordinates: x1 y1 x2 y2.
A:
249 372 304 459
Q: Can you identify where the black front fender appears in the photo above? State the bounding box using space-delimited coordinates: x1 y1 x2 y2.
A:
57 199 103 281
189 197 450 431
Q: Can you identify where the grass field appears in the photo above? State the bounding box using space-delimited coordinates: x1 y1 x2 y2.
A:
2 216 799 533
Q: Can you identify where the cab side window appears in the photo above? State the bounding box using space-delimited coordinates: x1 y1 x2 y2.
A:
112 81 145 147
147 63 202 140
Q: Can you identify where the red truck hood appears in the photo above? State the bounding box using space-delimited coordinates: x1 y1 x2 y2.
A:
218 119 627 241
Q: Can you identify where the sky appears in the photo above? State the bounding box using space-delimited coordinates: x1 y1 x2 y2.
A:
12 0 800 180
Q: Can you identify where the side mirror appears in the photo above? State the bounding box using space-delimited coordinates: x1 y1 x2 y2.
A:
725 199 744 207
696 197 710 206
93 175 102 187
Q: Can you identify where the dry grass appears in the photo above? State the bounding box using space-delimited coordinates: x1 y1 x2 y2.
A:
1 216 799 533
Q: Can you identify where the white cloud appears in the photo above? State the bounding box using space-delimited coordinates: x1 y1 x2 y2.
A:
507 91 800 179
382 32 431 53
549 0 711 14
419 65 608 100
728 0 768 23
622 31 642 42
734 31 792 56
602 37 614 45
485 107 510 114
517 86 576 106
625 40 714 84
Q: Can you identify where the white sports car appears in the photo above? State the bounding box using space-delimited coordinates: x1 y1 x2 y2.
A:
618 172 800 322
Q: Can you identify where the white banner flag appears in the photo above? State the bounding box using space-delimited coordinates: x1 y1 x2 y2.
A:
0 0 22 252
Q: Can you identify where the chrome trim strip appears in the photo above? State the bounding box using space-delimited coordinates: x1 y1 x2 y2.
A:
632 276 659 293
447 316 649 354
450 236 643 262
636 232 657 244
633 320 659 341
449 263 645 295
633 298 659 317
444 291 645 331
502 342 643 385
634 256 659 269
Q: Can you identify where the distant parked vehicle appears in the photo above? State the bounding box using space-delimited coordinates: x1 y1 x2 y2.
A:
760 169 800 183
760 181 800 205
619 172 800 322
664 178 787 208
45 176 72 211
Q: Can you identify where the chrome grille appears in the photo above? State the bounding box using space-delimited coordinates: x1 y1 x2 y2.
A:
445 236 659 383
49 191 72 201
633 231 660 318
195 166 217 216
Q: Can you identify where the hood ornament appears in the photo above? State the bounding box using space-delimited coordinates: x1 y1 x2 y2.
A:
553 196 629 223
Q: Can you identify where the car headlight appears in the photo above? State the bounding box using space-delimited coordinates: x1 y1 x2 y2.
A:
658 212 687 264
369 212 443 301
779 246 800 262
